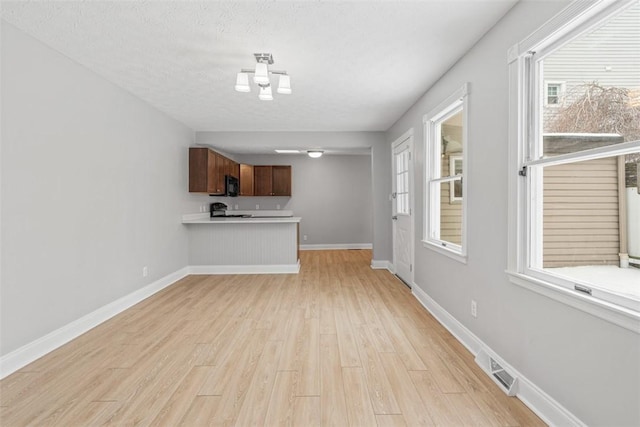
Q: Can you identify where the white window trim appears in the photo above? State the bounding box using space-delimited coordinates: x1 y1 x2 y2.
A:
507 0 640 333
423 83 469 264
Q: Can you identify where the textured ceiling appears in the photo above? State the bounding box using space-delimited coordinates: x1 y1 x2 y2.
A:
1 1 517 132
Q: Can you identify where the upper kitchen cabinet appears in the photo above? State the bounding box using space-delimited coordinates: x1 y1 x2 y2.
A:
224 157 240 180
254 165 292 196
272 166 292 196
254 166 273 196
189 147 238 195
239 164 254 196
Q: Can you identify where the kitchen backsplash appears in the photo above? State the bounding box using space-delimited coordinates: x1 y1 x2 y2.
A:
209 196 292 211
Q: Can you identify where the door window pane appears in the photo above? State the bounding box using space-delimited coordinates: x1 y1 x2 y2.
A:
396 150 410 214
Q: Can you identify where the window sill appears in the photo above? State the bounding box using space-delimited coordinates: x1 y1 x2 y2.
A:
422 240 467 264
507 271 640 334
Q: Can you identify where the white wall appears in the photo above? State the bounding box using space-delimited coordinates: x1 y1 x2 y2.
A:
0 23 201 356
386 2 640 426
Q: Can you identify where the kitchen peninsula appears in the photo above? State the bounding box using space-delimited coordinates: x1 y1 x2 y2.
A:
182 212 301 274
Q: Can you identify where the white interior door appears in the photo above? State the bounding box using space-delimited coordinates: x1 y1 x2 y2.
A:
392 133 414 286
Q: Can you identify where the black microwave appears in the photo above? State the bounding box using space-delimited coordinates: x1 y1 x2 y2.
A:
225 175 239 197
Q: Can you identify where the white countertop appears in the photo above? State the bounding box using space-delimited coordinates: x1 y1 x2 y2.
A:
183 216 301 224
182 212 300 224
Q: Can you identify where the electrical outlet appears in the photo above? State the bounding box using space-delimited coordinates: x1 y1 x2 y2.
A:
235 204 239 210
303 235 308 241
276 204 281 210
471 300 477 318
256 204 260 210
143 266 148 277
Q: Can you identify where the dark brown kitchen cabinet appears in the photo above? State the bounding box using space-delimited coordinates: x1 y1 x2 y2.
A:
190 147 290 196
254 166 273 196
254 165 292 196
239 164 254 196
189 147 237 195
272 166 292 196
224 157 239 180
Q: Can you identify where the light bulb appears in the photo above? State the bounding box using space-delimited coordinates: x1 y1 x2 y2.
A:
234 72 250 92
277 75 292 94
259 85 273 101
253 62 270 85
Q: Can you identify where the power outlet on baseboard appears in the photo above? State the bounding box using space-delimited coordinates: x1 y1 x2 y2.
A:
142 266 148 277
303 235 308 241
471 300 477 318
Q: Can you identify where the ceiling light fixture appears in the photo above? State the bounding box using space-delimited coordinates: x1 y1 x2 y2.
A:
275 149 300 154
235 53 292 100
307 150 324 158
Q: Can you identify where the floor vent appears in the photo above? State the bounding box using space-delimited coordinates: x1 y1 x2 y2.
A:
475 349 518 396
490 358 516 394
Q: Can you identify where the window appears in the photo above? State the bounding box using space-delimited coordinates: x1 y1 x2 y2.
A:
395 148 410 214
423 84 469 262
545 82 563 105
449 155 463 202
508 0 640 330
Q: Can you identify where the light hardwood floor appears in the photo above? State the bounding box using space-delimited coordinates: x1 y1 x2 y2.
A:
0 250 544 426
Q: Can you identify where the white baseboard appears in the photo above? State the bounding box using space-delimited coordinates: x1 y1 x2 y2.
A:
0 267 189 379
299 243 372 251
411 284 585 427
189 261 300 275
371 260 393 271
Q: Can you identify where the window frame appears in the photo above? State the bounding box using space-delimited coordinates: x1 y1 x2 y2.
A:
507 0 640 333
544 81 564 106
449 155 463 203
423 83 469 263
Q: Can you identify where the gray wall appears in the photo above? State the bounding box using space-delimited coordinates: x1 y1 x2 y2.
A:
0 23 201 356
370 138 392 262
233 154 373 246
386 1 640 425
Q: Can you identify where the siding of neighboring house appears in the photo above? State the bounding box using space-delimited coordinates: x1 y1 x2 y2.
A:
440 153 462 245
542 2 640 127
543 156 621 267
440 123 463 245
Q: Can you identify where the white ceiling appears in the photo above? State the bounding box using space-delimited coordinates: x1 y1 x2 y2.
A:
1 1 517 133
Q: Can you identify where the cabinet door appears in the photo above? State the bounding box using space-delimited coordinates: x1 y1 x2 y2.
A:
254 166 273 196
231 161 240 179
272 166 292 196
188 147 208 192
223 157 239 179
213 152 226 194
207 150 218 193
240 164 254 196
